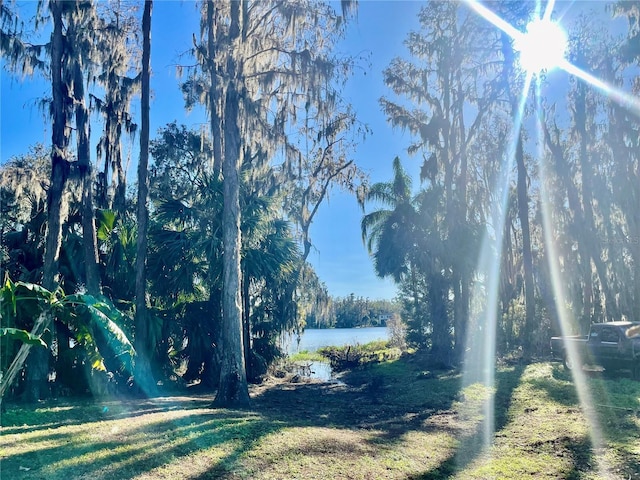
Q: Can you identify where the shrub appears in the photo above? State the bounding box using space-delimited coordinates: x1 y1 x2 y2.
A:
318 340 402 371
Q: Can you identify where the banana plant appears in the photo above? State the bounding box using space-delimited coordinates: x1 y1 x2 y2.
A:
0 277 135 399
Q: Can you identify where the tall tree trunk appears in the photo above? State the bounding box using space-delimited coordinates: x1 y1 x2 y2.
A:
516 131 536 360
73 61 101 295
206 0 223 175
25 0 67 402
213 0 250 408
134 0 155 397
214 83 250 407
242 270 252 382
430 269 450 367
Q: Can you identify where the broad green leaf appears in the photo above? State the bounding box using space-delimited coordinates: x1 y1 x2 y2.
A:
96 209 117 241
61 293 135 372
1 276 17 321
0 327 47 348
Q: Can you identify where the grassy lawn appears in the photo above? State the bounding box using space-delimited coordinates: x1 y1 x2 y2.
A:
2 356 639 479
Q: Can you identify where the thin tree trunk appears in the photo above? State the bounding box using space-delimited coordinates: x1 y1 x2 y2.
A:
134 0 155 397
24 0 67 402
207 0 223 175
242 270 252 382
73 60 101 295
430 269 450 367
113 136 127 213
455 270 470 363
516 131 536 360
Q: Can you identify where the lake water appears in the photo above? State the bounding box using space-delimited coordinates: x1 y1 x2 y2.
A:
284 326 389 354
282 327 389 381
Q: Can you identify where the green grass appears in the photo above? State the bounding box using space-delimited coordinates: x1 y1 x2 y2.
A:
288 350 325 363
2 358 639 479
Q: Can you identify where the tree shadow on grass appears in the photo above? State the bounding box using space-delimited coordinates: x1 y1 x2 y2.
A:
538 364 640 478
2 407 279 480
1 393 213 435
407 364 526 479
9 360 614 480
4 358 468 479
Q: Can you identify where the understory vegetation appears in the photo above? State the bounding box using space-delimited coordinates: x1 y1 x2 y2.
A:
318 340 403 371
2 357 639 479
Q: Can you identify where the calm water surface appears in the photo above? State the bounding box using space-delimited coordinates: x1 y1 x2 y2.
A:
285 326 389 354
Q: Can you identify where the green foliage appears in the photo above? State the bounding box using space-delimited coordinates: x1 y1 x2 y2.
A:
0 327 47 348
316 294 400 329
57 293 135 372
0 277 134 381
288 350 325 363
318 340 402 371
147 124 308 385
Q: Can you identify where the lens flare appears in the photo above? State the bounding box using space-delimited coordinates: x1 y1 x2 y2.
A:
561 60 640 118
515 19 567 74
459 0 633 475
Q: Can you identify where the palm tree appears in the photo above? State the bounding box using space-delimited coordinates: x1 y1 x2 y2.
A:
146 127 303 388
360 157 424 343
361 157 455 363
361 157 417 283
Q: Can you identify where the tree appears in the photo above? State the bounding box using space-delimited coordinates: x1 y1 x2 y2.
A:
3 0 114 400
360 157 430 345
496 19 536 358
361 157 417 284
64 1 101 296
18 0 71 401
134 0 154 396
379 3 498 363
92 2 140 212
185 0 357 407
0 146 49 285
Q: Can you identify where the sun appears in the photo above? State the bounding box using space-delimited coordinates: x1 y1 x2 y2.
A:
514 18 568 74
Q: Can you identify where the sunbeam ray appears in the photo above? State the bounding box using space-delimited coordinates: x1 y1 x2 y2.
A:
464 0 523 41
461 71 533 461
460 0 635 474
534 73 613 479
560 60 640 117
542 0 555 21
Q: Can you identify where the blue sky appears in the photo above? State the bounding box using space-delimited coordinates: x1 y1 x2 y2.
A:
3 1 622 300
1 1 427 300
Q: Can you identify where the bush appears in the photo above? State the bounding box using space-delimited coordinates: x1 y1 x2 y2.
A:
318 340 402 371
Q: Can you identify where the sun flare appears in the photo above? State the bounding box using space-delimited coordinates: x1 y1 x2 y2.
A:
514 18 568 74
